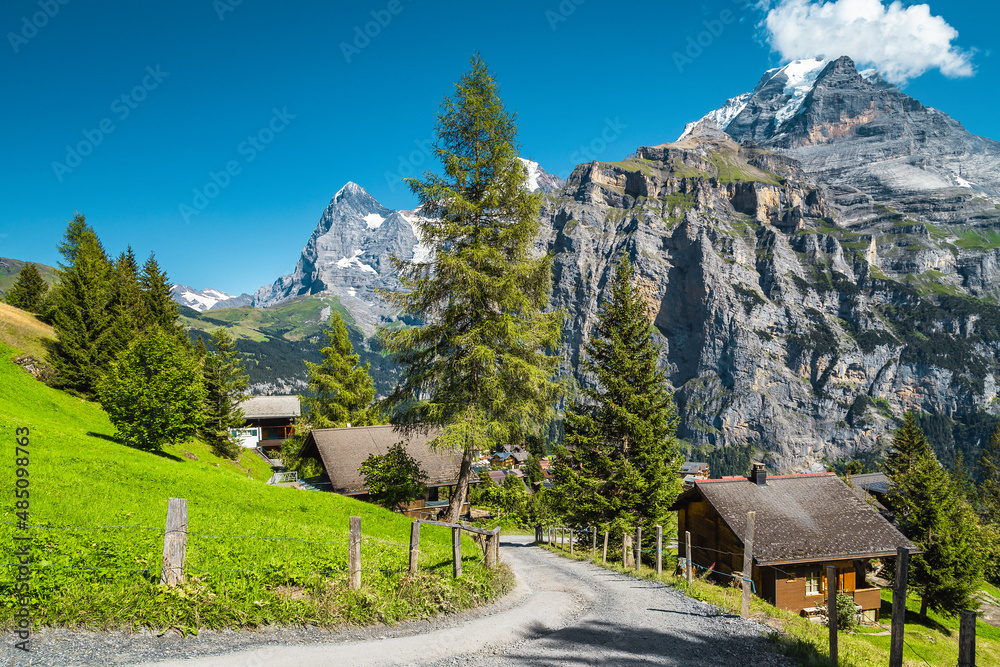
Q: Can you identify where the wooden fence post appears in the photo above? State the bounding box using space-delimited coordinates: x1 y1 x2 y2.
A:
656 525 662 577
889 547 909 667
827 564 838 666
160 498 187 587
485 532 496 569
635 527 642 571
592 526 597 558
348 516 362 590
685 530 692 586
603 530 608 564
569 527 574 555
959 609 976 667
452 527 462 578
741 511 755 619
408 521 420 574
493 529 500 566
622 531 628 569
561 527 566 552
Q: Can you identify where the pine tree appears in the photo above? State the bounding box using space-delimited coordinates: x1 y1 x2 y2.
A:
883 413 983 618
97 325 205 449
304 312 379 429
5 263 49 313
378 55 562 523
47 221 115 395
553 256 683 542
140 253 181 336
202 328 250 459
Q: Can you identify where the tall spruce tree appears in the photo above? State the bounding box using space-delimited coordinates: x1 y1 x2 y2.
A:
378 55 562 523
553 256 682 542
105 247 146 360
304 312 379 429
140 253 181 337
883 412 983 618
5 263 49 313
47 219 116 395
202 328 250 459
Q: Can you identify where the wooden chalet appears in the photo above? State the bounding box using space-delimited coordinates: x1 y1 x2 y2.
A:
298 425 476 517
671 464 917 621
235 395 301 452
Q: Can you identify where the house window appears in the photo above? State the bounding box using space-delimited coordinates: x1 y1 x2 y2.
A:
805 571 821 595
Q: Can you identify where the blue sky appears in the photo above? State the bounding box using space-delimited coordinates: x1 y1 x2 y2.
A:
1 0 996 295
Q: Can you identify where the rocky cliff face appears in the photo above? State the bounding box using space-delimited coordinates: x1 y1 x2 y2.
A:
539 58 1000 471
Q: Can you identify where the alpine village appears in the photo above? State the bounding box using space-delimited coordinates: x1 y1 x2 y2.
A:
5 36 1000 667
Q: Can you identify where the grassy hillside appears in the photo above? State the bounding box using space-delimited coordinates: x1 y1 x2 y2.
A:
0 332 507 630
181 294 402 394
0 302 54 361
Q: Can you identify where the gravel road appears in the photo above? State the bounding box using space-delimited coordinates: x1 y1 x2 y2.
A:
3 535 795 666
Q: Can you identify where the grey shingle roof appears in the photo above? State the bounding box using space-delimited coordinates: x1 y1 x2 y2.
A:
241 395 301 419
849 472 892 496
302 425 464 495
677 473 917 565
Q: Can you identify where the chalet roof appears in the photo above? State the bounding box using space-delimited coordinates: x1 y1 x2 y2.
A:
241 395 301 420
301 425 466 495
680 461 709 475
672 472 917 565
849 472 892 496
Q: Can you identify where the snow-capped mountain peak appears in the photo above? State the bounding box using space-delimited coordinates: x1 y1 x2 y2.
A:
518 157 566 192
771 58 828 127
678 92 752 141
170 284 252 312
678 57 828 141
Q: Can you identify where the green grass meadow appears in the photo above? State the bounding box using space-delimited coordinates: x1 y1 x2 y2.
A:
0 335 510 632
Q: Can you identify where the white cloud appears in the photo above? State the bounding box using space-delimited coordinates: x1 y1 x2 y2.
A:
763 0 974 84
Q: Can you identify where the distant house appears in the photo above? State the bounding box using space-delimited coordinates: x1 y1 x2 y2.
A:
680 461 710 487
298 425 477 516
490 446 529 469
233 395 301 451
671 464 917 621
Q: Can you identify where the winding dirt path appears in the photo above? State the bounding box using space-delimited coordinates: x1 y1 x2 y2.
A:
136 535 793 667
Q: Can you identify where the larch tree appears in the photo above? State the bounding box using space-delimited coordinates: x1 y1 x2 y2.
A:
553 256 682 545
202 327 250 459
303 311 379 429
378 55 562 524
5 263 49 313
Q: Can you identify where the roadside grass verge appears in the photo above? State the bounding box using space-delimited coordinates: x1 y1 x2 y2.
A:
0 342 511 631
538 539 996 667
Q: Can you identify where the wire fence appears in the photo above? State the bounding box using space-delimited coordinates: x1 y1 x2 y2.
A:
1 508 501 583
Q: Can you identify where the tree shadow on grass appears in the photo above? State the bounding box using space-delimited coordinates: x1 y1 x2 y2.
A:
86 431 183 462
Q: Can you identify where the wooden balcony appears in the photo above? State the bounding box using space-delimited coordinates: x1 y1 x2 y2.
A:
851 587 882 610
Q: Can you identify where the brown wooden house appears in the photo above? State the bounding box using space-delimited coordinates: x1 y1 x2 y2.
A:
298 425 476 517
237 395 301 453
671 465 917 621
